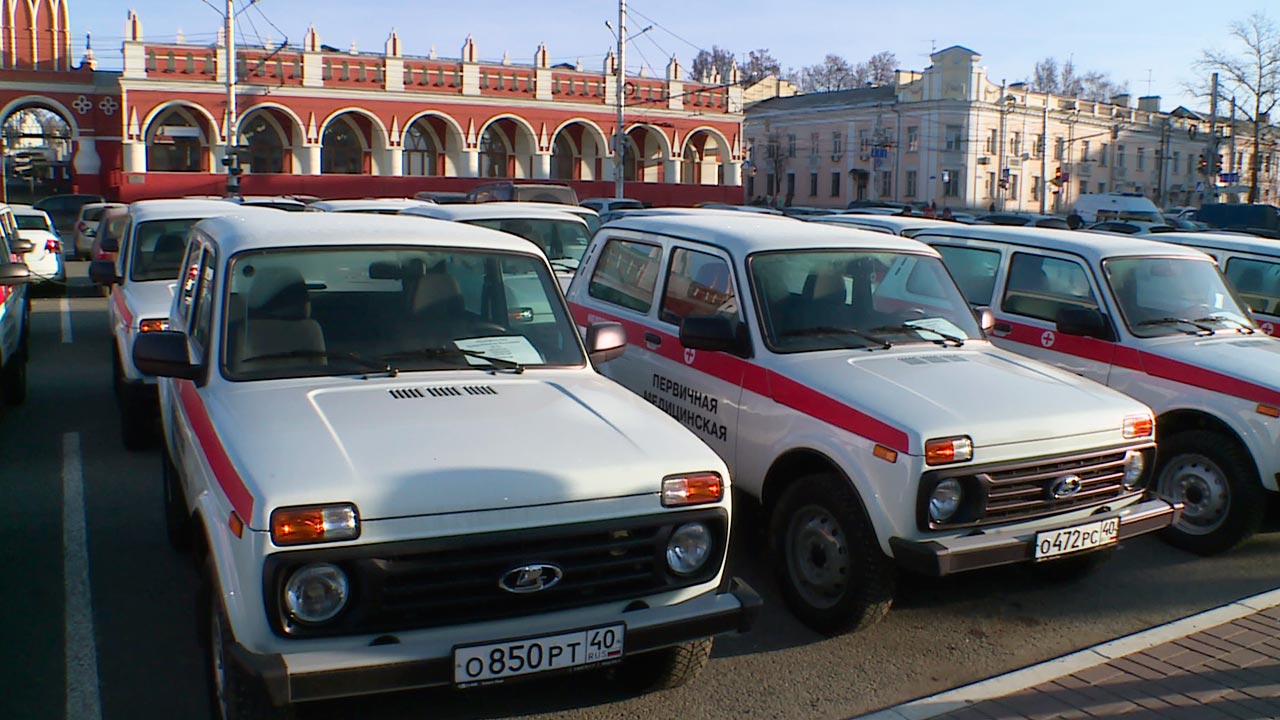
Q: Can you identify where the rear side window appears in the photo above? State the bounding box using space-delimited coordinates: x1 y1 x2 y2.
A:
129 218 200 281
1224 257 1280 316
659 248 737 325
933 245 1001 305
587 238 663 313
1002 252 1099 322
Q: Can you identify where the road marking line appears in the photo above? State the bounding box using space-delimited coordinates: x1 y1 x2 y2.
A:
63 432 102 720
60 297 72 344
848 585 1280 720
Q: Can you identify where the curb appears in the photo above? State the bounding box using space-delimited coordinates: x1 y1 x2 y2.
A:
850 586 1280 720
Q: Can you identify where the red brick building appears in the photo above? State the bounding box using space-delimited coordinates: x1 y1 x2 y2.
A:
2 0 746 203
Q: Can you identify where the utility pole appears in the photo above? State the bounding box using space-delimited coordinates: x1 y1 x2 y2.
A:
997 80 1006 208
613 0 626 200
223 0 241 197
1206 72 1218 205
1229 96 1237 200
1039 96 1048 215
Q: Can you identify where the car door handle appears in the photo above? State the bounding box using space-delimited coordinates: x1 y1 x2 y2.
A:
992 322 1012 334
643 332 662 346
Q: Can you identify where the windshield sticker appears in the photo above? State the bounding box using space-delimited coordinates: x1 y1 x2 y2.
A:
643 373 727 442
454 336 544 365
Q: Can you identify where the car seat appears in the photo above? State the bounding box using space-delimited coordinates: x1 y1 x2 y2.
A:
232 267 325 373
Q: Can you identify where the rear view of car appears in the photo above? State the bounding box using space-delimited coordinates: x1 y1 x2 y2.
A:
9 204 63 284
72 202 126 259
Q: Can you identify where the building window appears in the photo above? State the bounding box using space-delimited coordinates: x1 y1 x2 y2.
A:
809 172 818 196
146 107 208 172
787 134 796 158
944 169 959 197
1187 154 1194 175
986 128 997 154
1100 143 1108 167
1172 151 1181 176
810 132 820 157
831 171 840 197
879 170 891 197
907 126 919 152
1117 145 1126 168
785 172 796 201
905 170 917 197
1137 147 1145 171
1010 132 1022 157
986 172 996 199
1081 140 1091 162
478 127 510 178
1079 179 1087 197
946 125 963 152
1033 134 1044 158
403 121 439 176
1097 181 1106 193
1031 176 1041 201
1053 137 1065 161
239 114 285 174
1009 174 1019 197
832 132 843 156
766 173 775 196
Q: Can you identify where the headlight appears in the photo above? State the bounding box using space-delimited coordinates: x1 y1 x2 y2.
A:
925 436 973 466
666 522 713 575
928 478 964 523
271 504 359 545
283 563 349 624
1122 450 1146 489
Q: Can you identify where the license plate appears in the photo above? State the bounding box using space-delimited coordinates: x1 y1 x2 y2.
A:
1034 518 1119 560
453 624 624 686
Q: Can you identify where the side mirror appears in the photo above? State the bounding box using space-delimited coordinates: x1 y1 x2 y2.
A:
100 235 119 254
0 262 31 286
89 259 120 286
10 238 34 254
1056 307 1113 341
585 321 627 364
133 331 202 380
680 315 752 357
974 305 995 332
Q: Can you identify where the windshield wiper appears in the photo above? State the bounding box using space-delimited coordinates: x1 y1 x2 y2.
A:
238 350 398 376
1193 315 1256 334
1133 317 1215 335
868 322 966 347
781 325 892 350
381 347 525 373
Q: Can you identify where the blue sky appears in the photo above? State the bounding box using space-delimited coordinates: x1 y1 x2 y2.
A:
75 0 1273 113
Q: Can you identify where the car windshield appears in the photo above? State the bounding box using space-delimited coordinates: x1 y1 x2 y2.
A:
1103 256 1255 337
15 214 51 231
749 250 983 352
222 246 585 381
129 219 203 281
465 218 591 270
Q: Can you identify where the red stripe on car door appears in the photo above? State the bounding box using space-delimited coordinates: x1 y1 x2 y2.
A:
177 379 255 521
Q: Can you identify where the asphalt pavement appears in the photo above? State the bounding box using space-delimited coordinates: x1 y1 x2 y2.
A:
2 263 1278 720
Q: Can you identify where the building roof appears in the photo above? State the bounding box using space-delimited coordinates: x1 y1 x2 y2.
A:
748 85 897 113
193 207 539 257
910 224 1213 264
606 211 930 257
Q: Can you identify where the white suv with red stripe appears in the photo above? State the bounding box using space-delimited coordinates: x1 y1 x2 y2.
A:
91 199 243 450
134 210 757 719
917 224 1279 556
567 210 1174 635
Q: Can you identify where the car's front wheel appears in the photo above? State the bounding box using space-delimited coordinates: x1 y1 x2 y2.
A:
770 473 894 636
203 567 292 720
1156 430 1264 556
614 638 713 692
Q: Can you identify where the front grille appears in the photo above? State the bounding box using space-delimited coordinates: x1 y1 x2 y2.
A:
918 444 1154 530
263 509 727 638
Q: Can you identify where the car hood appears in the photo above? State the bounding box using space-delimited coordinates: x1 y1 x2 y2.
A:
205 372 723 527
773 343 1148 453
1139 334 1280 398
128 281 177 324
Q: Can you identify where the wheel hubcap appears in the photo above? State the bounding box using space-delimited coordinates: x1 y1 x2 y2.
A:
1159 454 1230 535
786 505 850 609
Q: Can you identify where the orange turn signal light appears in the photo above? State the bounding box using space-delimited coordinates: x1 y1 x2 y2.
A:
925 436 973 466
1123 414 1154 438
661 473 725 507
872 444 898 464
270 504 359 546
1257 404 1280 418
139 318 169 333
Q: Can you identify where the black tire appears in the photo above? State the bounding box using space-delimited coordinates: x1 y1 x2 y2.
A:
1155 429 1265 556
1024 548 1112 583
163 443 192 551
119 382 154 451
615 638 713 693
769 473 894 636
202 563 293 720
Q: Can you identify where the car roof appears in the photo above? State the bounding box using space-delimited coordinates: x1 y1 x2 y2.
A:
195 207 541 257
399 202 590 224
912 224 1212 262
127 199 250 223
307 198 434 212
813 215 957 232
605 210 932 255
1146 230 1280 259
9 204 44 214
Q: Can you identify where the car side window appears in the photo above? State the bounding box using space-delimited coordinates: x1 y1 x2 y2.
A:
190 249 218 353
659 248 738 325
1224 257 1280 315
587 237 663 313
176 242 203 324
1002 252 1099 323
933 244 1002 306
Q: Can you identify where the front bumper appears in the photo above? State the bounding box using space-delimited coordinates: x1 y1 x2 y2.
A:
890 497 1180 576
231 577 760 706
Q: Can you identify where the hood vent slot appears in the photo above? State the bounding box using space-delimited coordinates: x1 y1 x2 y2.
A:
900 354 968 365
389 385 497 400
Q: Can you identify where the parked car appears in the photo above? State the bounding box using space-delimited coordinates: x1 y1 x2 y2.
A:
0 209 32 404
1146 230 1280 337
1162 215 1208 231
1086 220 1179 235
566 212 1172 635
1194 203 1280 239
89 199 243 449
1071 192 1163 224
400 202 592 290
580 197 645 215
305 198 435 214
70 202 126 259
91 206 129 263
467 181 578 205
9 204 63 284
915 223 1279 555
977 213 1071 229
136 209 758 719
811 214 956 237
412 190 468 204
31 193 105 239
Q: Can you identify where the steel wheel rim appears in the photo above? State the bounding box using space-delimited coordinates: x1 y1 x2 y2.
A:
1159 454 1230 535
785 504 850 609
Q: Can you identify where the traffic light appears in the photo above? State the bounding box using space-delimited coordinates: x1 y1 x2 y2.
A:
1197 154 1208 173
1213 155 1223 174
1050 167 1064 187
